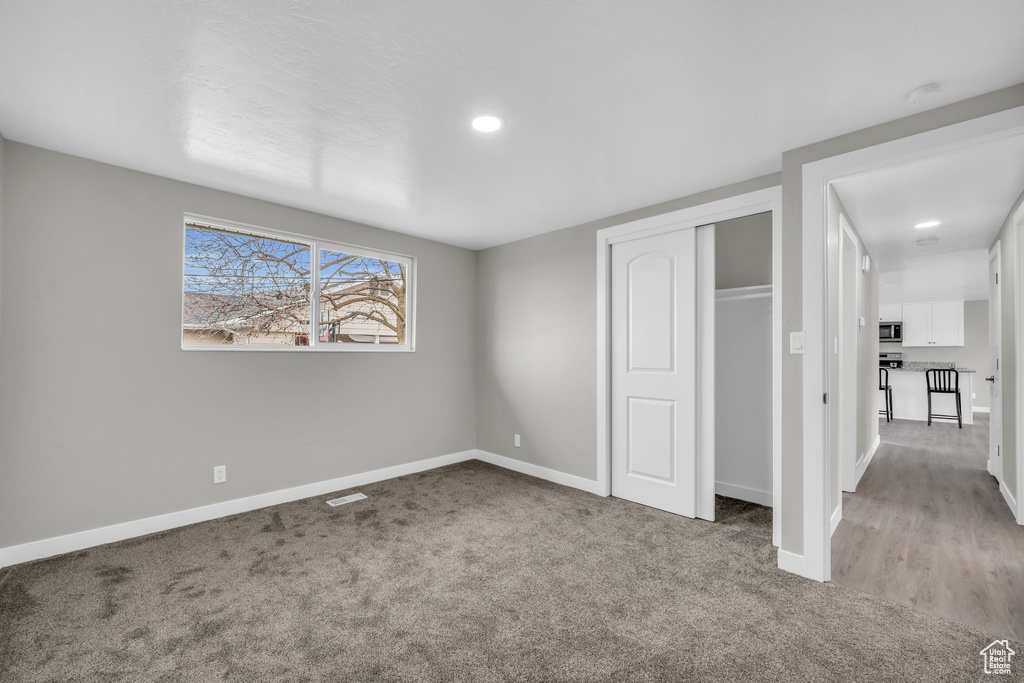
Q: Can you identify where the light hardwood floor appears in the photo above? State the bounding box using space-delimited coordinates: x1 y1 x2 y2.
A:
831 415 1024 641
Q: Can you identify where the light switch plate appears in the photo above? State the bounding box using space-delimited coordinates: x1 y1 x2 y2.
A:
790 332 805 355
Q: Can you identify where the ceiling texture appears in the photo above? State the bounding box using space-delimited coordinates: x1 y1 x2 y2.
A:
833 132 1024 303
2 1 1024 249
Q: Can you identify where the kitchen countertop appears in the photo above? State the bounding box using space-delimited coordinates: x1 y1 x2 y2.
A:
888 361 976 374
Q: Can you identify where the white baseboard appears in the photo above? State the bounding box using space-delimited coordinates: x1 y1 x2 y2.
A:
999 480 1019 523
0 449 477 569
830 504 842 536
855 434 881 487
973 406 991 414
777 549 805 576
715 481 772 507
473 450 604 496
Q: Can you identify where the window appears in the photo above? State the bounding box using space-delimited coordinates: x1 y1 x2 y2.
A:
182 217 413 351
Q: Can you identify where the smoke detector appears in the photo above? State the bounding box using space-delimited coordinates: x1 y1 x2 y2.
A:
907 83 943 105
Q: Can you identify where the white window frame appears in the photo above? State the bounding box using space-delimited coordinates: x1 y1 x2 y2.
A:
181 214 416 352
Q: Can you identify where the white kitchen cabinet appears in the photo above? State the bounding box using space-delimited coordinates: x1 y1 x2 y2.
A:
929 302 963 346
901 301 963 347
879 304 902 322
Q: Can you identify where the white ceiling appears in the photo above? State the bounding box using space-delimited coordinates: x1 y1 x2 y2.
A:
2 1 1024 249
877 249 991 305
832 131 1024 304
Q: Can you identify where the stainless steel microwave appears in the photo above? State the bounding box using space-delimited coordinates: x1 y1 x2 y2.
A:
879 321 902 343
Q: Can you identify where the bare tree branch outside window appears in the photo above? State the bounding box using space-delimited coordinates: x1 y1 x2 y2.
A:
319 248 406 344
182 223 407 347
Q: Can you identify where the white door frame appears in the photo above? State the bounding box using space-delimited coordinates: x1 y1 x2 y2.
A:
597 186 783 545
990 241 1003 484
1014 201 1024 525
838 216 858 498
801 105 1024 581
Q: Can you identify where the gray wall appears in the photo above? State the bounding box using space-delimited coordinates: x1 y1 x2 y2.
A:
715 212 772 290
992 185 1024 501
475 174 780 480
0 131 4 347
827 187 879 518
0 142 478 548
780 82 1024 555
888 299 990 409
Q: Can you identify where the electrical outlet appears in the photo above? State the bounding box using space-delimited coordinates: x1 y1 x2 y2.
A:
972 392 977 399
213 465 226 484
514 434 521 448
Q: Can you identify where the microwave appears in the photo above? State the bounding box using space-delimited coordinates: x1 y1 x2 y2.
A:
879 321 902 343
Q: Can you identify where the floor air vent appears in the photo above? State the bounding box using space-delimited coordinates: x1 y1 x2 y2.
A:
326 493 367 507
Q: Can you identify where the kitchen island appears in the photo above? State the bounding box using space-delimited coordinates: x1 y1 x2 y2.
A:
881 362 977 425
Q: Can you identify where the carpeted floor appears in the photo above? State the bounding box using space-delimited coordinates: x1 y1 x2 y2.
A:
0 461 1015 681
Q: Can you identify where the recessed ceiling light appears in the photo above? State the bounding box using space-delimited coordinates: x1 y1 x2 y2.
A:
907 83 942 105
471 115 503 133
915 221 940 229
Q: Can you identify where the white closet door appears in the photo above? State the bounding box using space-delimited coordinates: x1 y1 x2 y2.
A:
611 228 699 517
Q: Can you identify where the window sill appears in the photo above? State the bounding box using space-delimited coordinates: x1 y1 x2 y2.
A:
181 344 414 353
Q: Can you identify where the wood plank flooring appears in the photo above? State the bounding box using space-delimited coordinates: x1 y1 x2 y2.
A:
831 415 1024 641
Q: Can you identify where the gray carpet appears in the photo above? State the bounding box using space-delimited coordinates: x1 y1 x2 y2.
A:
0 461 1015 681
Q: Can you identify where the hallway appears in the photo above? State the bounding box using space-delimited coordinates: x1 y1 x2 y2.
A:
831 416 1024 641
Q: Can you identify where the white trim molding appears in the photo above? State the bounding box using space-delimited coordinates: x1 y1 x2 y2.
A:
473 450 605 496
974 406 991 414
0 450 477 568
596 186 784 548
777 549 805 576
830 504 842 537
1015 199 1024 525
1000 480 1019 524
715 482 772 507
801 104 1024 581
855 434 881 488
0 450 610 569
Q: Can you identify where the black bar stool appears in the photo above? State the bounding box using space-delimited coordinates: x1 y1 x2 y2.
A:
925 368 962 428
878 368 893 422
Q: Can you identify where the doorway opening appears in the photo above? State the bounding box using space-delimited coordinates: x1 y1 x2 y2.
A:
714 213 774 517
813 119 1024 640
596 187 782 548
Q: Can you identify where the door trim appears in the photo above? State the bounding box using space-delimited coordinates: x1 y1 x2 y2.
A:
801 104 1024 581
838 217 858 499
990 241 1003 484
596 186 783 545
1015 201 1024 524
696 226 716 520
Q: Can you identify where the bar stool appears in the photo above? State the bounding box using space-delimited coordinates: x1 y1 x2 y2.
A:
925 368 962 429
878 368 893 422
